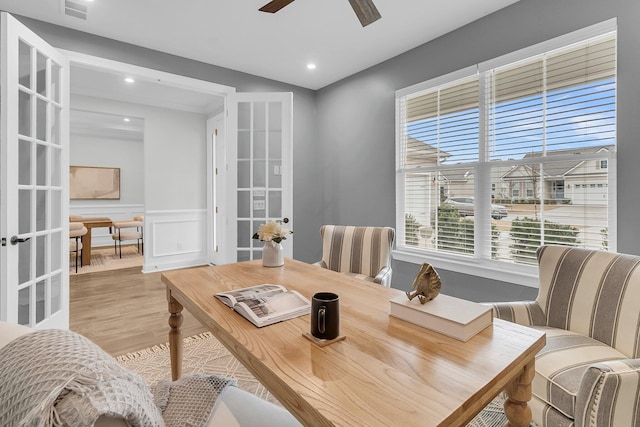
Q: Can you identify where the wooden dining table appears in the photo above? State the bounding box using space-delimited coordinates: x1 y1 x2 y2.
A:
161 259 545 427
70 217 112 265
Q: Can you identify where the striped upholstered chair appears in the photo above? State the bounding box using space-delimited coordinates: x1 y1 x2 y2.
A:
313 225 395 287
492 245 640 427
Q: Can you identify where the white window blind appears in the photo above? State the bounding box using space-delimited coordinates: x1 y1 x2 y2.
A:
400 76 480 255
397 26 616 270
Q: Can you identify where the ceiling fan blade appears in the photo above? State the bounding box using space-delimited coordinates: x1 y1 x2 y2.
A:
259 0 296 13
348 0 381 27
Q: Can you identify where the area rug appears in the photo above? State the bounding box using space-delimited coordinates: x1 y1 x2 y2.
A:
117 332 278 404
70 245 143 275
117 332 508 426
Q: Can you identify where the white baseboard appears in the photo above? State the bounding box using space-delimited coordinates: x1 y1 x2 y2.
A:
141 257 209 273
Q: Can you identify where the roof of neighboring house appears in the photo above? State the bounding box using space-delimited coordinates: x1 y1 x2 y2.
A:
438 146 614 182
404 137 451 168
501 145 614 180
440 169 473 182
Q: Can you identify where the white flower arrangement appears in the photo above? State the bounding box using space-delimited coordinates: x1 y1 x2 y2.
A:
252 221 292 244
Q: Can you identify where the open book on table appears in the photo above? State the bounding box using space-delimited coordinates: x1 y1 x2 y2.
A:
215 284 311 328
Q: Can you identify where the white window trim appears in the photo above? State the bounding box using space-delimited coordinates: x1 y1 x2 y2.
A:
394 19 617 288
393 248 540 288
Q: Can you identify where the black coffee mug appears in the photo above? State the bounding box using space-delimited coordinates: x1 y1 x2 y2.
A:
311 292 340 340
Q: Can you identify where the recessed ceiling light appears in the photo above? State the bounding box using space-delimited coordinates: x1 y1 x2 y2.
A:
84 0 94 2
124 77 135 83
123 118 131 122
306 63 317 70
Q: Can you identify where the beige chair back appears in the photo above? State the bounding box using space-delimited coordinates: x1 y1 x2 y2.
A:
69 222 87 238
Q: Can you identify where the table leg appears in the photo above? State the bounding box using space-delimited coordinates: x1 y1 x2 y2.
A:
167 289 184 381
504 360 535 427
81 227 94 266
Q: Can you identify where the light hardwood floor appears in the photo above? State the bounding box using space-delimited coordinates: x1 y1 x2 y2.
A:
70 266 207 356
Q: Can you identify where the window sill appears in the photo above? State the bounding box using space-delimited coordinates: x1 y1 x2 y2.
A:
392 248 539 288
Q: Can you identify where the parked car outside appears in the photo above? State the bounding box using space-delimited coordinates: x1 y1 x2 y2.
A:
443 197 508 220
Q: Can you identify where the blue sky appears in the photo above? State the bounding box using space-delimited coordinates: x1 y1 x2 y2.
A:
406 78 616 165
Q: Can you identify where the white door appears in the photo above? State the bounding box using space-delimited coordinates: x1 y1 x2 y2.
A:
0 12 69 328
225 93 293 263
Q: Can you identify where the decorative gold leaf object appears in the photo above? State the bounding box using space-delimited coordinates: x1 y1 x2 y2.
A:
406 263 441 304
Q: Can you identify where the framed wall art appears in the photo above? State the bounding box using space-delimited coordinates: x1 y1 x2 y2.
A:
70 166 120 200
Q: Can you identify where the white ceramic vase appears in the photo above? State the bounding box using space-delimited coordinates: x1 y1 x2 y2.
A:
262 241 284 267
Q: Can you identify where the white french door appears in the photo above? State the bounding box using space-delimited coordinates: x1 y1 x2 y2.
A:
222 93 293 264
0 12 69 328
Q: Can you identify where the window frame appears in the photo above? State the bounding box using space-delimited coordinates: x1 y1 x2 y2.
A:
394 19 617 288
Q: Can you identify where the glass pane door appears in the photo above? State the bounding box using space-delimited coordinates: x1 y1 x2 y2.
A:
1 12 69 328
234 94 292 262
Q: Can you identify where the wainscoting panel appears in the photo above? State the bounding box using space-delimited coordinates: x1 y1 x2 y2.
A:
142 209 208 273
70 204 144 248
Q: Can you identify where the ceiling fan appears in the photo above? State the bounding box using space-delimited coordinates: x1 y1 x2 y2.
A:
259 0 381 27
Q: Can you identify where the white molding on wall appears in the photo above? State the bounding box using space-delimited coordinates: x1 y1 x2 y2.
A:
141 209 208 273
70 204 144 215
145 209 207 215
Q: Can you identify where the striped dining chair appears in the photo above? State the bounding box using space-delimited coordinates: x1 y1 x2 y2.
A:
313 225 395 287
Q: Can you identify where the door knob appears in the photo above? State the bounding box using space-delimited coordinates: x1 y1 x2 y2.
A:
282 218 289 224
10 236 30 245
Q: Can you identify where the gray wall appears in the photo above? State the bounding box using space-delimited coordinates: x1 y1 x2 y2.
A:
15 0 640 302
315 0 640 301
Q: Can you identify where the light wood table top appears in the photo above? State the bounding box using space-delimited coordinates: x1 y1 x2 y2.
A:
162 259 545 427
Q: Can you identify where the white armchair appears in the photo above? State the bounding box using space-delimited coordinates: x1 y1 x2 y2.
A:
491 245 640 427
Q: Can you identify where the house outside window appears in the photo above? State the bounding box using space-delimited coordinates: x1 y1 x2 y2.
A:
395 21 617 284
